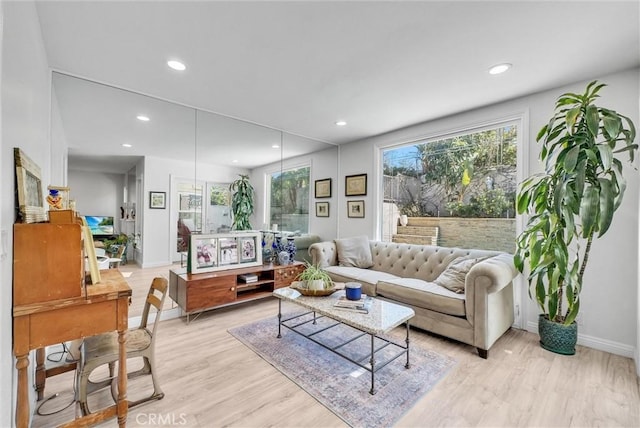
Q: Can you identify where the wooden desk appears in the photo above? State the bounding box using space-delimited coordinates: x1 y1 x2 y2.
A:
13 269 132 428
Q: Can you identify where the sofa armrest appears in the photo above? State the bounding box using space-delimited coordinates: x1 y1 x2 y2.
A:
308 241 338 268
464 253 518 350
466 253 517 295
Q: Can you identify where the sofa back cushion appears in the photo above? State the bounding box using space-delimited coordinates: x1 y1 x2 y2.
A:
335 235 374 268
369 241 500 282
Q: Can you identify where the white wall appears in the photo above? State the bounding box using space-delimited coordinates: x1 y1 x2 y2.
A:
68 169 125 227
1 1 54 425
340 68 640 360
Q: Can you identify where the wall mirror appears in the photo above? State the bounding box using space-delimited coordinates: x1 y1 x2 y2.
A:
51 72 336 318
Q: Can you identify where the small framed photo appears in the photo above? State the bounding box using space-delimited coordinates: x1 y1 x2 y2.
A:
345 174 367 196
218 237 238 266
347 200 365 218
195 237 218 270
316 202 329 217
240 236 257 263
314 178 332 198
149 191 166 209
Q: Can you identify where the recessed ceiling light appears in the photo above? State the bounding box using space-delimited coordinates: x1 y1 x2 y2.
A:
232 159 238 163
167 60 186 71
489 63 511 75
136 115 150 122
122 143 132 148
335 121 347 126
272 144 280 149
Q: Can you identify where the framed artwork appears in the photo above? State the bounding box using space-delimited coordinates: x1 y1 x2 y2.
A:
189 232 262 274
315 202 329 217
149 191 166 209
218 237 238 266
314 178 332 198
347 200 365 218
194 236 218 270
240 236 257 262
345 174 367 196
14 148 46 223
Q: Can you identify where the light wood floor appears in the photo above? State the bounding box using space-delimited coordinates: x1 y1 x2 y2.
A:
117 262 180 318
32 269 639 427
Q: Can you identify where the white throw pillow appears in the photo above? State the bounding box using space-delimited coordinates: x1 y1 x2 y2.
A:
334 236 373 268
434 256 490 294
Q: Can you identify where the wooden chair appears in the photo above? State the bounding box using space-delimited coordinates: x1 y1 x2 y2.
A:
75 277 168 415
106 244 126 268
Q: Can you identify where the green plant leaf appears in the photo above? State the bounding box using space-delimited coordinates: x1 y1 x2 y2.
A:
563 145 580 172
597 178 614 237
602 114 621 140
579 185 599 238
586 105 600 137
536 124 548 142
596 143 613 171
565 107 581 134
564 299 580 325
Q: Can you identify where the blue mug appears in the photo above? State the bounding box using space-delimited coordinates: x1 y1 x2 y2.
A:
345 282 362 301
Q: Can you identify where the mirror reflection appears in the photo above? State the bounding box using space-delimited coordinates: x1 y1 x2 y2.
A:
52 72 336 318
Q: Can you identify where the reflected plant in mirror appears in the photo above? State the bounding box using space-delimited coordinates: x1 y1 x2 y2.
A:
230 174 255 230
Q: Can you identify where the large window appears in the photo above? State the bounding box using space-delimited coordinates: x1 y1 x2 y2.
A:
269 165 310 233
382 122 518 252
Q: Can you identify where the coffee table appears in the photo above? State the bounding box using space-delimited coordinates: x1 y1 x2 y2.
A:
273 287 415 394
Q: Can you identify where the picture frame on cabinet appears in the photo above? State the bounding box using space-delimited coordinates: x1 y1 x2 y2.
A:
189 232 262 274
14 148 47 223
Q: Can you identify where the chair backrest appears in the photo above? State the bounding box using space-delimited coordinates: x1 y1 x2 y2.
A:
139 277 169 336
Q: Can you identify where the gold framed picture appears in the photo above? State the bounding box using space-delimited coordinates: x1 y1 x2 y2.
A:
314 178 332 198
347 200 365 218
345 174 367 196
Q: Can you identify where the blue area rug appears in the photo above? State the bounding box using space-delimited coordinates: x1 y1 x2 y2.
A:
228 313 456 428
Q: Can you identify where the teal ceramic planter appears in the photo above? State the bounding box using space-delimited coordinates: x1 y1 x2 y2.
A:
538 314 577 355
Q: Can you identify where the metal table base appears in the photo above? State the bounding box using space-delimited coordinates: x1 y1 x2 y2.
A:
277 300 410 395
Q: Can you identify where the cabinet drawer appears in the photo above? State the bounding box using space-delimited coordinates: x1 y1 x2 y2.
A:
275 265 305 288
186 277 236 311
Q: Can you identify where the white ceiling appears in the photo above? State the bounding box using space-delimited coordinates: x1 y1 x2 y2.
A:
36 1 640 173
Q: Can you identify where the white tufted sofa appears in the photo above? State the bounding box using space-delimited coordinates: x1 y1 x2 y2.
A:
308 240 518 358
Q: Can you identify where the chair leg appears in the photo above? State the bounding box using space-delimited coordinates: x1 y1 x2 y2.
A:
109 361 118 403
111 356 164 408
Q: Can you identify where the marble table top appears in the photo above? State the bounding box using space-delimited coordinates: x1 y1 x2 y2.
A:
273 287 415 335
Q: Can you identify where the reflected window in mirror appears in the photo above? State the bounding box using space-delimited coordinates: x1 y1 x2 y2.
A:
269 165 310 233
206 183 232 234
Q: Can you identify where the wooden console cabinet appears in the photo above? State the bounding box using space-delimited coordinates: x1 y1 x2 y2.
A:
169 262 304 321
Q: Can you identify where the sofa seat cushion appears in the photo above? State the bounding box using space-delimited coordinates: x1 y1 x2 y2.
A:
376 278 466 317
324 266 399 295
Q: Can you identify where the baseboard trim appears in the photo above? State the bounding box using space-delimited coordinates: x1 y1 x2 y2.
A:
526 321 635 359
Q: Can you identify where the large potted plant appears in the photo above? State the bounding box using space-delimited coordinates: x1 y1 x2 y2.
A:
515 81 637 355
230 174 255 230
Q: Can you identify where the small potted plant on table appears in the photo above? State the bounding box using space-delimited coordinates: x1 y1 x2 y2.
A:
294 263 334 295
